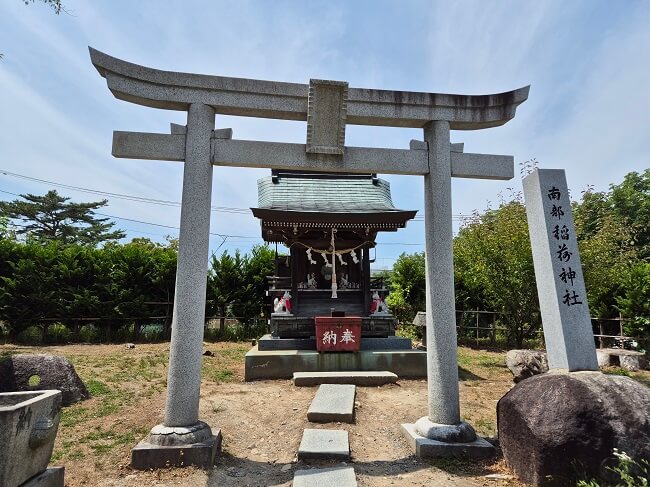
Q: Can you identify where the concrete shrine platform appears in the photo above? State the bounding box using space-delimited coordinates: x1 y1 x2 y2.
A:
257 334 413 351
245 345 426 381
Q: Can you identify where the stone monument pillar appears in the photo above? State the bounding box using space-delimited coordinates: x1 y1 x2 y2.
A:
522 168 598 371
131 104 222 469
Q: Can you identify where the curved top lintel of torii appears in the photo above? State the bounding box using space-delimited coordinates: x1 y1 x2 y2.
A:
89 47 529 131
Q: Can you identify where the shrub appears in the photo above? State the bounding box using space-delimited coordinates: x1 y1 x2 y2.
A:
114 323 135 342
46 322 72 344
0 322 8 343
79 324 101 343
577 448 649 487
16 325 43 345
204 319 267 342
140 324 164 342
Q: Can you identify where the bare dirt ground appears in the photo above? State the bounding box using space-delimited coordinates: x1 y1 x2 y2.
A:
2 342 648 487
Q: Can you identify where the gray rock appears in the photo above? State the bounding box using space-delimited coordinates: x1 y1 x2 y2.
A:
307 384 356 423
505 350 549 383
412 311 426 328
618 353 646 372
298 429 349 461
497 371 650 486
20 466 65 487
596 349 611 367
1 355 89 406
293 466 357 487
595 348 648 371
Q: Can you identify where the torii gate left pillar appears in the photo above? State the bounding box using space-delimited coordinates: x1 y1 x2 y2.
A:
90 47 528 466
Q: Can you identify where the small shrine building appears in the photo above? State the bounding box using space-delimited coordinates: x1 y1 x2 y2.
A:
251 169 416 340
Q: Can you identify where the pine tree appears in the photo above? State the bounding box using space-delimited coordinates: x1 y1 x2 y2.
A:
0 190 124 246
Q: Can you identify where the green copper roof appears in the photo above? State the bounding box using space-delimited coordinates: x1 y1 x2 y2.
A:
256 174 404 213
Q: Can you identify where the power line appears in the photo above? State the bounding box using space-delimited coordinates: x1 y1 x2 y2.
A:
0 168 473 220
0 188 261 240
93 213 258 239
0 169 250 214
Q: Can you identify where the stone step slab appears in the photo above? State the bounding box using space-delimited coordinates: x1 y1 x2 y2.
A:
293 466 357 487
293 371 398 387
307 384 356 423
297 429 350 461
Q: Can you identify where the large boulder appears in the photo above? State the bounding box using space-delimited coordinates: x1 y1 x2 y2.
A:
497 371 650 486
0 354 89 406
505 350 548 383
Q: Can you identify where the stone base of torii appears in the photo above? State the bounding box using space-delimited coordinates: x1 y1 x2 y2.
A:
90 46 530 467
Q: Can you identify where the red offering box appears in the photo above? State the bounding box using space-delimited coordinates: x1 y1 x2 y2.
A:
315 317 362 352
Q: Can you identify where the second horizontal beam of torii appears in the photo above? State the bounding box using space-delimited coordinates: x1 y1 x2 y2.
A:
112 128 514 180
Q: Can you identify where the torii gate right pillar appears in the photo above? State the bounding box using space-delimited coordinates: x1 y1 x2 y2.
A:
400 121 498 457
422 120 462 426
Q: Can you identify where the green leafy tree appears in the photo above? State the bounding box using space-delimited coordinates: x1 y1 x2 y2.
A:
615 262 650 349
206 250 247 331
0 238 177 341
576 212 636 318
609 169 650 258
385 252 425 326
573 188 611 241
454 198 541 347
0 190 124 246
104 239 176 337
0 215 15 240
205 245 276 332
240 244 276 318
0 240 59 337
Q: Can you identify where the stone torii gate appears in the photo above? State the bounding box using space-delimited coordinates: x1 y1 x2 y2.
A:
89 47 528 467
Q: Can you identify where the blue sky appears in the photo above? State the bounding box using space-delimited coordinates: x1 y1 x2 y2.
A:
1 0 648 269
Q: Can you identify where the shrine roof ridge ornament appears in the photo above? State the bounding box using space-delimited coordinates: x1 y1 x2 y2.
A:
89 47 529 130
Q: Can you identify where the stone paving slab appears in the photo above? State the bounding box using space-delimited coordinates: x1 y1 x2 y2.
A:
401 423 496 459
307 384 356 423
293 466 357 487
298 429 350 461
293 371 398 387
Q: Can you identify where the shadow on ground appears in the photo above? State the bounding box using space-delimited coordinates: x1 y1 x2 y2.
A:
206 450 501 486
458 366 484 381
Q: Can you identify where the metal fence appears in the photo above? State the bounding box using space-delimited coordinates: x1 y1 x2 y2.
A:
454 309 634 349
591 315 635 349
